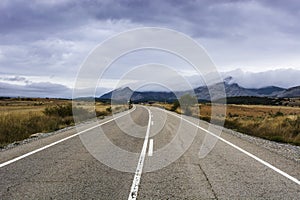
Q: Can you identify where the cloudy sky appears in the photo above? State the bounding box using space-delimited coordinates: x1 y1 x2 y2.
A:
0 0 300 97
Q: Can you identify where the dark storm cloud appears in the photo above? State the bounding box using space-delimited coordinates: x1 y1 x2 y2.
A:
1 0 299 39
0 0 80 35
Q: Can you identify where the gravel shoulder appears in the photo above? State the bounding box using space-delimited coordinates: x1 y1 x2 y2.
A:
214 123 300 163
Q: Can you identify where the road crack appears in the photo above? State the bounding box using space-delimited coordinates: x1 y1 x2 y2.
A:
197 163 218 200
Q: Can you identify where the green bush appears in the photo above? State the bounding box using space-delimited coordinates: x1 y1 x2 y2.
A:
170 100 179 111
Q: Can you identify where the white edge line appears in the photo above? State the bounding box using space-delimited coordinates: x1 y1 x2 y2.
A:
0 105 137 168
128 107 152 200
148 139 153 157
154 107 300 186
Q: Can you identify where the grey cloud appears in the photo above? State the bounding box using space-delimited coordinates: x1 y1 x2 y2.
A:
0 39 84 77
1 0 298 39
0 68 300 98
221 68 300 89
0 0 80 34
0 81 72 98
1 0 299 48
0 75 26 82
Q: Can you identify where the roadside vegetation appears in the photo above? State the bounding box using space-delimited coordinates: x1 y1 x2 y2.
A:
153 96 300 146
1 96 299 147
0 98 128 147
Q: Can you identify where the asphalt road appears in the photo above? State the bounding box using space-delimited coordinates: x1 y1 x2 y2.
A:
0 105 299 199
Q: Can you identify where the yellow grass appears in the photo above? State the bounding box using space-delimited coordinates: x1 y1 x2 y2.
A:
0 98 128 147
154 102 300 145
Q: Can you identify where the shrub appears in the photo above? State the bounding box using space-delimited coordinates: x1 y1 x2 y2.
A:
170 100 179 111
44 104 93 122
274 111 284 117
184 107 193 116
106 107 112 113
44 104 73 117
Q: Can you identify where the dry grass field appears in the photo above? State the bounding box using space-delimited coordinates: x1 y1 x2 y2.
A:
153 102 300 146
1 97 299 147
0 98 127 147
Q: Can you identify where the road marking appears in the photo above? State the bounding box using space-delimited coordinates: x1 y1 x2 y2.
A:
154 107 300 186
0 106 137 168
151 121 154 126
128 107 152 200
148 139 153 157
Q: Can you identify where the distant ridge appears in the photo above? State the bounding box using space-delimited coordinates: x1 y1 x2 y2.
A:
100 87 177 102
277 86 300 98
99 83 300 102
249 86 286 96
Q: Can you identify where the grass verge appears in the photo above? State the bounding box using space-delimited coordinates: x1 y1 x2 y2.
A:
153 102 300 146
0 100 128 147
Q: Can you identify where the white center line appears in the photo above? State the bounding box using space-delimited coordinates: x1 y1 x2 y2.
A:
128 107 152 200
148 139 154 157
0 106 137 168
155 107 300 186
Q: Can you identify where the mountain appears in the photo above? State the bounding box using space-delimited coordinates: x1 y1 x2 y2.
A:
99 84 299 102
249 86 286 96
178 82 255 101
99 87 177 102
186 83 285 100
277 86 300 98
100 87 133 100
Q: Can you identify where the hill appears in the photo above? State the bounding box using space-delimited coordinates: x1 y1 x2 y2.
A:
99 83 300 103
99 87 177 103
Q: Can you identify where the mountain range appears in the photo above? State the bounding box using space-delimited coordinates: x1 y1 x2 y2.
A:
99 82 300 102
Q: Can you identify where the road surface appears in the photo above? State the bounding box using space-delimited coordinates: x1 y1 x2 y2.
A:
0 105 299 199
